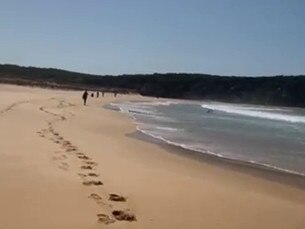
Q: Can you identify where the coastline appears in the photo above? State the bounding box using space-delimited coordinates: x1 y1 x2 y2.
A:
129 130 305 191
107 100 305 181
1 84 305 229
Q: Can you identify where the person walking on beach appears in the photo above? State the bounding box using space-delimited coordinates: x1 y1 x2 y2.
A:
82 90 88 105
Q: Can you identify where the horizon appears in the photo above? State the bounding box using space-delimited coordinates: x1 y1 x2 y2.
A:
2 62 305 77
1 0 305 76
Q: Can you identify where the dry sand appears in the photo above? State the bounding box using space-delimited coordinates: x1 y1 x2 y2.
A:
0 84 304 229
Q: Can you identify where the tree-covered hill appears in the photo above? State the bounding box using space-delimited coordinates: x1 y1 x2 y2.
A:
1 64 305 108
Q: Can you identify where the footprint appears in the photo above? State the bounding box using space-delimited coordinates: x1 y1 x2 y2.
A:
81 165 93 170
89 193 112 208
37 131 46 138
77 173 87 178
82 180 103 186
78 155 90 160
85 161 98 166
97 214 115 225
112 210 136 221
58 162 69 171
89 193 102 201
109 194 126 202
88 173 99 177
62 141 72 147
65 146 77 152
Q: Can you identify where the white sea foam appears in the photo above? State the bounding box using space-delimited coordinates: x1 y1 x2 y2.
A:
155 126 181 131
138 100 180 106
137 126 305 177
136 126 220 156
108 100 305 177
201 103 305 124
111 102 157 116
112 101 177 122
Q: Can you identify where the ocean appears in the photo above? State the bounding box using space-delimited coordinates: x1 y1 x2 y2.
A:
108 99 305 176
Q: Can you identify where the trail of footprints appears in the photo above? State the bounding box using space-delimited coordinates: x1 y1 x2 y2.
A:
37 101 136 224
0 101 29 115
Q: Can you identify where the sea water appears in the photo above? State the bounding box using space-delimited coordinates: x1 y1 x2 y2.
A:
109 100 305 176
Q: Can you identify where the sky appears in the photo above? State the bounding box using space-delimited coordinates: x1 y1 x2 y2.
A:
0 0 304 76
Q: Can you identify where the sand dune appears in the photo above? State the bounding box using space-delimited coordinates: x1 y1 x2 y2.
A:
0 84 304 229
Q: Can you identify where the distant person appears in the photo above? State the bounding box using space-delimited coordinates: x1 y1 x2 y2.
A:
82 90 88 105
96 91 99 98
102 91 105 97
91 93 94 98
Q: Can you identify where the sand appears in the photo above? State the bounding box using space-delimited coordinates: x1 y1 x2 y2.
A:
0 84 304 229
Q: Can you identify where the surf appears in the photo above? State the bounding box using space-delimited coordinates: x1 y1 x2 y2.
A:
201 103 305 124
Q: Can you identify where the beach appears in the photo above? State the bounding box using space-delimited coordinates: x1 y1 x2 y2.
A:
0 84 304 229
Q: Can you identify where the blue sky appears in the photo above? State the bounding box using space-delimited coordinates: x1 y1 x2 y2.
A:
0 0 304 76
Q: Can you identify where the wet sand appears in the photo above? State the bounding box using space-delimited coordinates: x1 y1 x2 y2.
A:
0 84 304 229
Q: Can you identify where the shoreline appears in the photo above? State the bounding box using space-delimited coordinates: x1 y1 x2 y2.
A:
106 102 305 187
1 84 305 229
128 130 305 191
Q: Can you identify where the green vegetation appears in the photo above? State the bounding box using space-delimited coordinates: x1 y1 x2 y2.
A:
1 64 305 107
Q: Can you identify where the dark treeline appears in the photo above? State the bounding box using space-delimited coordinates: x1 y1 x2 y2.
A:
1 64 305 108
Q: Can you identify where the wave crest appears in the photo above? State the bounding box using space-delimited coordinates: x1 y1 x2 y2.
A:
201 104 305 124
